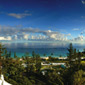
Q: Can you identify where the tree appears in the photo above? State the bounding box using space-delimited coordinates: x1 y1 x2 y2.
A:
67 43 74 66
51 53 53 56
77 51 81 70
14 52 17 58
24 52 29 57
5 49 7 57
0 43 6 74
5 49 10 59
82 49 85 56
71 70 85 85
9 51 11 58
0 43 6 59
83 49 85 52
73 48 77 65
32 51 35 58
74 48 77 58
47 71 64 85
35 54 41 72
43 53 46 56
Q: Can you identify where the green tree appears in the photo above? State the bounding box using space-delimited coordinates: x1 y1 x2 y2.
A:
14 52 17 58
51 53 53 56
71 70 85 85
67 43 74 66
43 53 46 56
0 43 6 59
5 49 7 56
5 49 9 59
82 49 85 56
83 49 85 52
47 71 64 85
35 54 41 72
77 51 81 70
24 52 29 57
32 51 35 58
9 51 11 58
0 43 6 74
74 48 77 58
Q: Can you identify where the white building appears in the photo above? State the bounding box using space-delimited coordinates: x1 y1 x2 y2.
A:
0 74 12 85
52 63 65 66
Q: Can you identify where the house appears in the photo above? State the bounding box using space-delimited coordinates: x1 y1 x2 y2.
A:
58 57 67 60
41 61 51 65
41 57 49 60
51 63 65 66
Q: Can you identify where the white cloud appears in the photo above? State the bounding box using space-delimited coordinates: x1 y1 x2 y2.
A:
42 30 68 41
71 35 85 44
31 35 35 39
81 30 85 34
8 13 31 19
6 36 12 40
81 0 85 4
47 30 52 32
0 37 6 40
73 35 83 41
0 25 68 41
1 25 84 43
73 28 80 31
0 36 12 40
65 33 71 36
23 34 29 40
14 35 18 40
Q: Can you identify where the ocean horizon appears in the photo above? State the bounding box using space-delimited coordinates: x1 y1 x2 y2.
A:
2 42 85 58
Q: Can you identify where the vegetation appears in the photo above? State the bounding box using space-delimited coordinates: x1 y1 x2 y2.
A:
0 43 85 85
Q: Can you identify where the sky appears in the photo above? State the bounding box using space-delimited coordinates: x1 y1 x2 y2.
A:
0 0 85 45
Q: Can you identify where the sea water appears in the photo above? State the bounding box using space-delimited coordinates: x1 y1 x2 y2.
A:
2 41 85 58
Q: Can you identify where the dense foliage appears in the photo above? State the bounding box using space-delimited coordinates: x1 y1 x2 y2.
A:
0 43 85 85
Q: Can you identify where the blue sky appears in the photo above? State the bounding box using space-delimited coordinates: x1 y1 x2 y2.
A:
0 0 85 44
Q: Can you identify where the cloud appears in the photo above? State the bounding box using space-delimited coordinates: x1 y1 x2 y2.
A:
81 30 85 34
0 11 32 19
0 25 70 41
24 10 29 13
65 33 71 36
70 35 85 44
73 28 80 31
0 25 69 41
81 0 85 4
41 30 68 41
72 35 84 41
0 25 41 37
81 16 85 18
2 25 85 42
0 25 18 35
23 34 29 40
13 35 18 40
7 13 31 19
0 25 85 45
29 35 47 40
21 27 40 33
0 36 12 40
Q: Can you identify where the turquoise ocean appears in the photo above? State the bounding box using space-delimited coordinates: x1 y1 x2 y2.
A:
2 41 85 58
